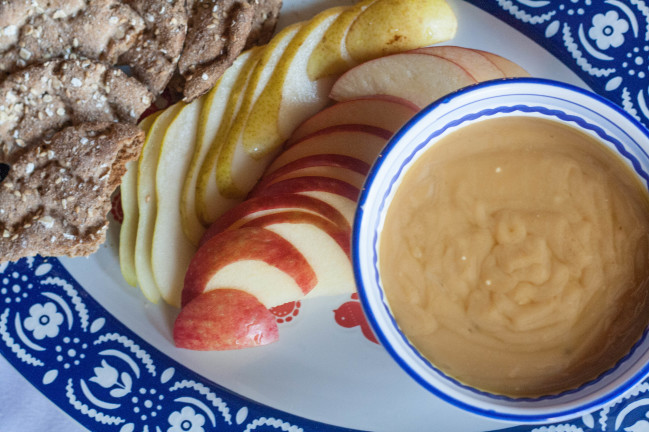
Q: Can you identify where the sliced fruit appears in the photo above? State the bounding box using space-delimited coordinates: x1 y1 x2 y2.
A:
330 52 477 107
151 98 204 307
182 50 253 233
262 154 370 178
253 165 367 193
259 219 356 298
182 227 317 307
119 113 158 287
413 46 505 81
196 47 263 216
306 0 377 80
288 96 417 143
134 104 183 303
241 211 351 256
174 289 279 351
216 23 302 199
250 176 361 202
346 0 457 63
266 126 391 174
241 7 345 162
300 190 357 225
200 193 350 246
474 49 531 77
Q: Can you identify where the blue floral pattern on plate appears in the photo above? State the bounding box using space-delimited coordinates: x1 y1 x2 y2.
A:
466 0 649 130
1 1 648 431
0 257 356 432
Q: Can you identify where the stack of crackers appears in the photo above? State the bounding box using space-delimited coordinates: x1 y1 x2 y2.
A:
0 0 281 263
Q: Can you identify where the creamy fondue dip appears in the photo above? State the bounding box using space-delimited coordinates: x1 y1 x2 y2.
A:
379 116 649 397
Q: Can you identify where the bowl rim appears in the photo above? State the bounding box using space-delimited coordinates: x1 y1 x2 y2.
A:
352 77 649 422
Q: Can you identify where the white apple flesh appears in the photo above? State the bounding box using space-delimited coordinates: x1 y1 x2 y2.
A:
288 95 418 144
330 52 477 107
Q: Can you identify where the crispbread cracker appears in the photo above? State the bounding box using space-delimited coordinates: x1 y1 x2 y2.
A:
246 0 283 49
118 0 188 95
0 59 152 162
0 0 187 95
178 0 282 102
0 122 144 263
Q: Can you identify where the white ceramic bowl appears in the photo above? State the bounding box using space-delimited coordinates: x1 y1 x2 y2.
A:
353 78 649 422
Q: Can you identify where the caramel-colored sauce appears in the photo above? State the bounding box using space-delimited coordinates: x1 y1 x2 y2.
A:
380 117 649 397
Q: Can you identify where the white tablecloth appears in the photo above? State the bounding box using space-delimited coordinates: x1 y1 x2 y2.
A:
0 355 87 432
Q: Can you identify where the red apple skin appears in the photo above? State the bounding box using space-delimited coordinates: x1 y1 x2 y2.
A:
251 158 368 197
288 96 418 144
200 193 350 246
283 123 393 150
262 154 370 179
266 127 389 174
183 227 317 306
174 289 279 350
250 176 361 202
241 211 351 257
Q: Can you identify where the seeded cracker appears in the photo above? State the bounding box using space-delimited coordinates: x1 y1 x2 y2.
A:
0 0 187 96
0 59 152 162
0 122 145 263
246 0 283 49
178 0 282 102
118 0 188 95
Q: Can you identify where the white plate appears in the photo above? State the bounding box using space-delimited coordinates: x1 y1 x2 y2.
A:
3 1 648 431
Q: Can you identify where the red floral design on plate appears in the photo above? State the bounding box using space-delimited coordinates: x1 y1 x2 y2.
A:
334 293 378 344
111 191 123 224
270 301 301 324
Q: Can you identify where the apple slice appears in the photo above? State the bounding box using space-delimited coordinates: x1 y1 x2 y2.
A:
345 0 457 63
330 52 477 107
182 49 254 233
473 49 531 77
134 104 183 303
182 227 317 307
288 96 418 143
263 154 370 178
300 190 357 225
412 46 505 81
259 154 369 186
241 211 351 256
253 165 367 194
266 126 391 174
174 288 279 350
119 113 159 287
216 23 302 198
151 98 205 307
196 46 263 219
200 193 350 246
250 176 360 202
258 219 356 298
306 0 377 80
241 7 344 161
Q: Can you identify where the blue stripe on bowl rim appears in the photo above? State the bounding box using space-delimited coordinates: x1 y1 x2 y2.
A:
353 78 649 422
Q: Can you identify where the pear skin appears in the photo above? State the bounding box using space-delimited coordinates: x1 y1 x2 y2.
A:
346 0 457 63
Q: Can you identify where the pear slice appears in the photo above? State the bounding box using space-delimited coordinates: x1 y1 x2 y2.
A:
346 0 457 63
119 113 158 287
240 7 345 164
151 98 205 307
195 47 263 222
216 23 303 198
306 0 376 81
182 51 255 235
134 104 183 303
